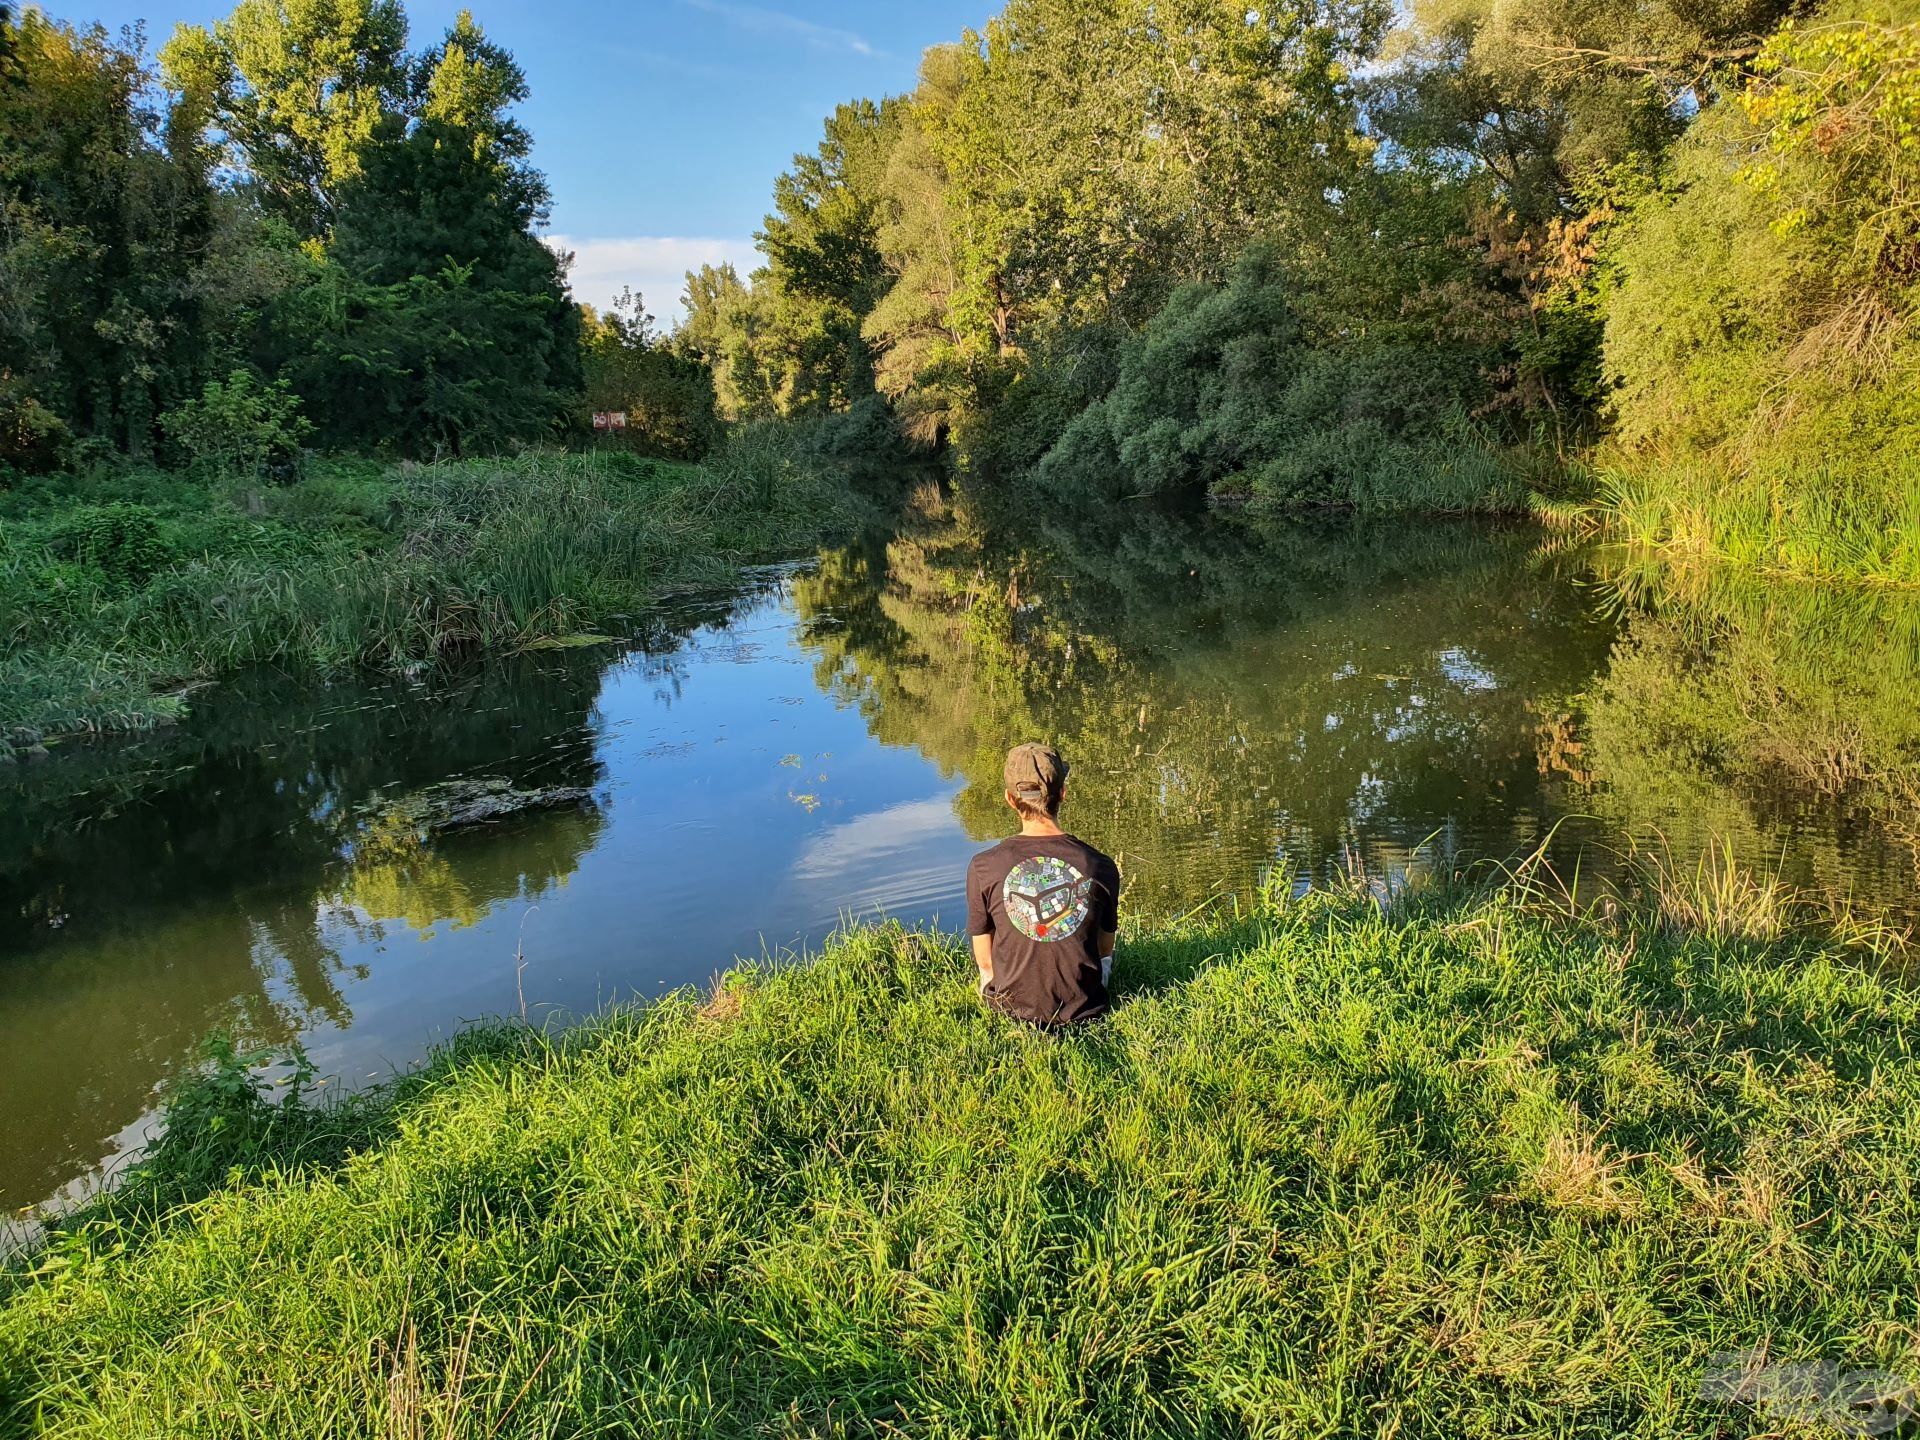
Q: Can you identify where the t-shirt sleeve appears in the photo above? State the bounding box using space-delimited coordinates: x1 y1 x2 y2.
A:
965 855 993 936
1097 854 1121 933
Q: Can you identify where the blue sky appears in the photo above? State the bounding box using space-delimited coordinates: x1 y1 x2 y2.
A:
45 0 990 317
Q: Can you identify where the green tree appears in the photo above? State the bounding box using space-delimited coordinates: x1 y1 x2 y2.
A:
284 110 578 457
580 291 719 459
252 10 579 457
1361 0 1812 437
862 45 983 444
160 0 409 238
753 98 903 415
856 1 1393 448
0 9 215 458
1607 0 1920 452
677 262 779 421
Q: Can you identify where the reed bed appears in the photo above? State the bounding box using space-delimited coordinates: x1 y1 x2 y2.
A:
1590 460 1920 588
0 446 870 744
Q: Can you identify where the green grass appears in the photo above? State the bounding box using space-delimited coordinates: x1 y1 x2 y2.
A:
0 442 873 746
3 880 1917 1437
1586 457 1920 588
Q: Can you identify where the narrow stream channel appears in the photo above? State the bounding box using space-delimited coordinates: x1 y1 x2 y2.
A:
5 509 1916 1218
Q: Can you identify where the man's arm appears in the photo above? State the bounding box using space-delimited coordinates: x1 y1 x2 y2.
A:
971 933 995 992
1098 858 1120 983
965 858 993 993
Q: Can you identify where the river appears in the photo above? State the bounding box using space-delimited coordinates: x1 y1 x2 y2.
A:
4 500 1917 1217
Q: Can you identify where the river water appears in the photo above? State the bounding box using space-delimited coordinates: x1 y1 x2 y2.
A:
4 502 1917 1216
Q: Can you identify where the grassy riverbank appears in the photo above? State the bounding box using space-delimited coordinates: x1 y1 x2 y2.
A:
4 878 1916 1438
0 439 871 748
1573 459 1920 590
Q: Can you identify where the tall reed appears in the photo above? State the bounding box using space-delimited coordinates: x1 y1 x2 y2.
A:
0 449 871 743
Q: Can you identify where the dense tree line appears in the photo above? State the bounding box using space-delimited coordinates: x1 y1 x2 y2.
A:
693 0 1919 525
1 0 709 473
8 0 1913 542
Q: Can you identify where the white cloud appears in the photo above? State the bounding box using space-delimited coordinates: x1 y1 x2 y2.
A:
678 0 885 58
547 235 760 326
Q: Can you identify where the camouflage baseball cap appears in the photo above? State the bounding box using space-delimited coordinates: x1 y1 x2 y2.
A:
1004 742 1068 809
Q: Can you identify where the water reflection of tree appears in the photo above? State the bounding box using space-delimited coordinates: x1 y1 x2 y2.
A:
795 497 1619 916
1581 560 1920 906
0 650 613 1209
331 806 602 935
1 572 793 1211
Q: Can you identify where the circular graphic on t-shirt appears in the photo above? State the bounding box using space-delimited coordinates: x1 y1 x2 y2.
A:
1003 855 1093 942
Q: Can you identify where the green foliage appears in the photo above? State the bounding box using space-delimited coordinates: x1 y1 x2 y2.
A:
754 98 902 414
852 1 1396 446
158 0 410 237
4 0 580 475
0 452 870 739
0 374 67 476
713 396 913 496
9 0 1917 570
580 291 720 459
5 890 1919 1435
0 9 215 459
950 323 1125 481
1031 248 1521 510
54 502 175 586
673 101 903 425
159 369 313 478
685 0 1911 549
1597 2 1920 579
677 262 777 421
279 99 580 458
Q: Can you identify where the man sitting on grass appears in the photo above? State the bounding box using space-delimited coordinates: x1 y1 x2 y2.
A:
965 742 1122 1030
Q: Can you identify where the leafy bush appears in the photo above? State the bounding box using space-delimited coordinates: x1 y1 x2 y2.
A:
1598 4 1920 579
799 394 917 481
54 502 176 586
159 370 314 480
0 374 68 476
1030 247 1520 511
955 322 1125 482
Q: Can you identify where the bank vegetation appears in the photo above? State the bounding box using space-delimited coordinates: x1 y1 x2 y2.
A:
2 865 1915 1437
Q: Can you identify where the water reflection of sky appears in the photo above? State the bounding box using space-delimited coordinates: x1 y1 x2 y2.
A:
299 587 982 1083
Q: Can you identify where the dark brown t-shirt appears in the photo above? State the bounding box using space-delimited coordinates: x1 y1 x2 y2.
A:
965 833 1121 1026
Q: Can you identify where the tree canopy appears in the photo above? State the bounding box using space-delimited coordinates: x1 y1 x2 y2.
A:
1 0 599 469
5 0 1915 556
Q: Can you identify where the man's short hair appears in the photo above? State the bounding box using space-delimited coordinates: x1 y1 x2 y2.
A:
1004 742 1068 817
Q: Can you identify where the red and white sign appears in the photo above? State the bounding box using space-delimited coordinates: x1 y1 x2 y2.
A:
591 411 628 431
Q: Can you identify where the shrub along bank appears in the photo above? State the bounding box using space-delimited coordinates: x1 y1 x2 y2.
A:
0 442 873 749
2 880 1915 1438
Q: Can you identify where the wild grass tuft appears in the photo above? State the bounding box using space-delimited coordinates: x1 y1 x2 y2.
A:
1589 455 1920 588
